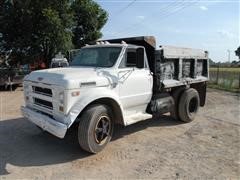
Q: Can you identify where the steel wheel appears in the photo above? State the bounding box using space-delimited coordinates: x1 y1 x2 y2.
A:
94 115 111 145
78 104 114 153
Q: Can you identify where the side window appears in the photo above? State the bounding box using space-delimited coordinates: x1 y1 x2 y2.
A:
126 51 137 67
119 49 138 68
119 48 145 69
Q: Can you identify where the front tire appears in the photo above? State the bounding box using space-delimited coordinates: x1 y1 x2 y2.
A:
78 104 114 153
178 88 200 123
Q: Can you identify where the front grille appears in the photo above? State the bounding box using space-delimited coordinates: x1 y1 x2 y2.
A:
34 98 53 110
32 86 52 97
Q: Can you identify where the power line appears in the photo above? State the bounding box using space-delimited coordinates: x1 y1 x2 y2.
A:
145 0 189 21
152 0 199 21
114 0 183 34
111 0 137 17
114 0 197 35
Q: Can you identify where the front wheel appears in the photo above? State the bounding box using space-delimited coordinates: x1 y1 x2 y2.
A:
78 104 114 153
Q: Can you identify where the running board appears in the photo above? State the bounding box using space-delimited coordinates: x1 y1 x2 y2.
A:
124 113 152 126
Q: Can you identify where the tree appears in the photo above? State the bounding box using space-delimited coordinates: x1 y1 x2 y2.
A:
36 0 74 65
71 0 108 48
0 1 34 65
0 0 74 66
208 58 216 67
235 46 240 60
0 0 108 66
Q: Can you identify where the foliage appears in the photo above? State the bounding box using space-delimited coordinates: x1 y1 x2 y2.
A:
235 46 240 60
0 0 108 66
71 0 108 48
210 60 240 68
209 59 215 66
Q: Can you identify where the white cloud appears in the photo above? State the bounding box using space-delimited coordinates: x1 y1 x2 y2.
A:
217 29 235 39
136 15 145 21
199 6 208 11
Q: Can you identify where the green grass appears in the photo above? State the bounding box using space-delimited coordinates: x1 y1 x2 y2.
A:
210 67 240 73
208 83 240 93
209 68 240 93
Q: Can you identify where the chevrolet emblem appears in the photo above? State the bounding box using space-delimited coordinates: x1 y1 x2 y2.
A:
38 77 43 81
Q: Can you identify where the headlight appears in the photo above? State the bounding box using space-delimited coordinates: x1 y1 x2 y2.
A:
23 84 28 89
59 106 64 112
23 83 30 95
23 83 29 91
59 91 64 104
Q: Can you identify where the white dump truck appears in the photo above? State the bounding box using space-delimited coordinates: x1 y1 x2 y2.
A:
21 36 209 153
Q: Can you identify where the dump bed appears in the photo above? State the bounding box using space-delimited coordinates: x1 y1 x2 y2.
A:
154 45 209 90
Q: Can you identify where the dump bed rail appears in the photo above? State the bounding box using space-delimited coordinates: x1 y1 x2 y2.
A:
160 45 208 59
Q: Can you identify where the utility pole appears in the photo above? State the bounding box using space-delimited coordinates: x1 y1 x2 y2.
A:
227 49 231 63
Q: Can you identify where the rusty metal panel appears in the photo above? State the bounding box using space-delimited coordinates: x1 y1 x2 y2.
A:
160 61 175 80
162 76 208 88
104 36 156 49
160 45 208 59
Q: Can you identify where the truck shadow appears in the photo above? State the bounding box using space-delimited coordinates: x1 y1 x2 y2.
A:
0 115 182 175
112 115 182 140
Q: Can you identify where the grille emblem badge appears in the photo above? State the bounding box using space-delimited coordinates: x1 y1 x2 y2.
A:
38 77 44 81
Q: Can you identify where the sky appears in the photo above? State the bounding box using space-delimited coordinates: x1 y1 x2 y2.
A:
95 0 239 62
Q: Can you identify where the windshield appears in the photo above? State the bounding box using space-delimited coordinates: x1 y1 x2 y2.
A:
70 47 122 67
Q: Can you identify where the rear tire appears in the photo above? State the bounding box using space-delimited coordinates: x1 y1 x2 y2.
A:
170 87 185 120
178 88 200 123
78 104 114 153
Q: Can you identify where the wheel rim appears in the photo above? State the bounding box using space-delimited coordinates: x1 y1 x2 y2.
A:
94 115 111 145
189 97 198 113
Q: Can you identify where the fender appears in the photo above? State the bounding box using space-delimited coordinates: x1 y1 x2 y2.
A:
65 87 125 128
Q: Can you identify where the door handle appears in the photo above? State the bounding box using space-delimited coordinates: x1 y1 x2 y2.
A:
148 72 153 76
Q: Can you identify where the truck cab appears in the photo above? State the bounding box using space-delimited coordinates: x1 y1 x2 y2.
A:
21 36 208 153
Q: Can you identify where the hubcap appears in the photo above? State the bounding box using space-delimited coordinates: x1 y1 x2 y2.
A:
94 115 111 145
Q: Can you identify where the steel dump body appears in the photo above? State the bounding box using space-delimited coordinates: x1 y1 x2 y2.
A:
155 46 208 90
106 36 209 92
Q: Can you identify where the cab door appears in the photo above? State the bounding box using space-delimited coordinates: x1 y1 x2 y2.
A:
118 47 153 110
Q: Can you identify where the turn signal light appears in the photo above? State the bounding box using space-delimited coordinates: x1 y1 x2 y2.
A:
71 91 80 97
59 106 64 112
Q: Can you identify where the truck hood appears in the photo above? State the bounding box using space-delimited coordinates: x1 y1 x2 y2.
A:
24 67 112 89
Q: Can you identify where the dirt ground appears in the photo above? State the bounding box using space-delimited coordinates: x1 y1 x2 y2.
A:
0 88 239 179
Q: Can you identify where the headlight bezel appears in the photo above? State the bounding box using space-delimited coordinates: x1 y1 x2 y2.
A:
59 91 64 105
23 82 30 96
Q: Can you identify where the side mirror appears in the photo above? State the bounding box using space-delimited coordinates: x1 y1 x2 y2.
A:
136 48 144 69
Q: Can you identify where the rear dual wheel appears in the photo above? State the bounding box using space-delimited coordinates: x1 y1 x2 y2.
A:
171 88 200 123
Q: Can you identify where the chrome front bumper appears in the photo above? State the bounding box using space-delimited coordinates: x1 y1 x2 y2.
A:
21 106 67 138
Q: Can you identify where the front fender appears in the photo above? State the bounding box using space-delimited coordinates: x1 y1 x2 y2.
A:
65 87 124 127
